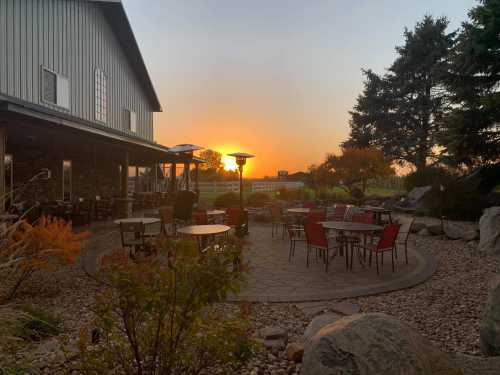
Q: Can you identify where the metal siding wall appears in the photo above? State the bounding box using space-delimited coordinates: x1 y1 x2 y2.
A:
0 0 155 141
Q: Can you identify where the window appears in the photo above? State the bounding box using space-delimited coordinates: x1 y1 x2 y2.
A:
42 67 70 109
95 68 107 123
62 160 72 202
125 109 137 132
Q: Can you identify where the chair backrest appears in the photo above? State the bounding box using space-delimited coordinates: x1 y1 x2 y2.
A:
351 212 374 224
304 222 328 248
343 205 356 221
328 204 348 221
226 207 245 226
269 205 283 219
303 202 317 209
159 206 174 224
192 209 208 225
377 224 401 251
173 190 197 220
120 221 145 234
305 209 326 225
397 217 414 242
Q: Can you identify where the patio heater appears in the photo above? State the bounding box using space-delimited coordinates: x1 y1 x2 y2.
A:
228 152 254 210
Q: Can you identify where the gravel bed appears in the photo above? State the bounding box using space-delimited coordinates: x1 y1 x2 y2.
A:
346 235 499 355
1 226 498 373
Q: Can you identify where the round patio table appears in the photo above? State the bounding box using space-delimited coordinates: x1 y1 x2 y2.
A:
321 221 383 269
113 217 160 225
286 207 310 215
360 206 393 225
177 224 231 251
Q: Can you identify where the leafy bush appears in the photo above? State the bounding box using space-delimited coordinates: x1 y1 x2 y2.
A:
0 217 87 302
404 166 455 191
214 192 240 208
423 185 500 221
246 192 270 207
275 187 314 202
78 237 255 374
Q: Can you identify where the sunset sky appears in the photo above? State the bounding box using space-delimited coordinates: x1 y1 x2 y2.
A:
123 0 476 177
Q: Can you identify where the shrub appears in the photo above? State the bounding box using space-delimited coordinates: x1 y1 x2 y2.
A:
214 192 240 208
0 216 87 302
404 166 455 191
246 192 270 207
78 237 255 374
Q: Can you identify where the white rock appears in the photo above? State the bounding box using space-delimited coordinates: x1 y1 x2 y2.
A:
479 207 500 255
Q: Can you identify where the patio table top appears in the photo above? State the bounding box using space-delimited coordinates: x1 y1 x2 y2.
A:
207 209 226 216
177 224 230 237
321 221 382 232
287 207 310 214
360 206 392 213
113 217 160 225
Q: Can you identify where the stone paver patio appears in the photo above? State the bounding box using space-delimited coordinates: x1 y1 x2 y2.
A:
80 219 437 303
228 224 437 302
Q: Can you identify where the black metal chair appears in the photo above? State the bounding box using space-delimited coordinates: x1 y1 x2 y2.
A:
119 221 146 257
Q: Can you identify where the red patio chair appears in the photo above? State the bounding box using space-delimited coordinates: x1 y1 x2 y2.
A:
270 205 287 238
192 209 208 225
286 222 306 262
354 223 401 275
327 204 348 221
226 207 248 235
303 202 317 209
304 209 327 225
304 222 340 272
351 212 374 224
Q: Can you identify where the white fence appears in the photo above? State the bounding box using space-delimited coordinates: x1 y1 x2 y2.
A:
198 180 304 193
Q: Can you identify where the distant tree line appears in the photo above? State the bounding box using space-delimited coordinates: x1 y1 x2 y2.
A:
190 149 240 181
344 0 500 172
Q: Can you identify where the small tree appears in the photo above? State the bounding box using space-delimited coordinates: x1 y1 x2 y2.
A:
77 237 255 375
323 147 394 196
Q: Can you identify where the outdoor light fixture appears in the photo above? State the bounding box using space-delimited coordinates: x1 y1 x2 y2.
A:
228 152 255 235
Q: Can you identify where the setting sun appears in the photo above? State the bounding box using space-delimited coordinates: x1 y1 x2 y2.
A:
221 155 238 171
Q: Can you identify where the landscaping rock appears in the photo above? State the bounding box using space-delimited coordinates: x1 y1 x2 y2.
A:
410 222 426 233
444 222 463 240
301 313 463 375
418 228 431 236
462 229 479 242
329 301 361 316
285 342 304 363
480 275 500 356
407 186 432 207
479 207 500 255
259 326 288 341
427 224 444 236
302 313 341 343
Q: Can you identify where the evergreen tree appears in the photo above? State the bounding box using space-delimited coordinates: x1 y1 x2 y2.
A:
344 16 454 171
439 0 500 168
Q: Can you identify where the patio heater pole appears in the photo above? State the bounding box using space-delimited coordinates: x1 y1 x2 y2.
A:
228 152 255 236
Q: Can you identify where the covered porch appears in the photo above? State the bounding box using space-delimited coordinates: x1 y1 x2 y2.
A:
0 103 203 220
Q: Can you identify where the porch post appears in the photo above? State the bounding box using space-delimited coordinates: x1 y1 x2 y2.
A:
0 127 5 213
168 163 177 193
121 150 129 198
194 162 200 198
184 162 190 191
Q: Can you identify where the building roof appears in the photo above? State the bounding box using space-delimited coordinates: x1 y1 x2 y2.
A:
91 0 162 112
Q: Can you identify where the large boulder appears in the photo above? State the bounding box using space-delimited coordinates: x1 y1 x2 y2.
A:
301 313 462 375
302 313 342 343
479 207 500 255
480 275 500 356
407 186 432 208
